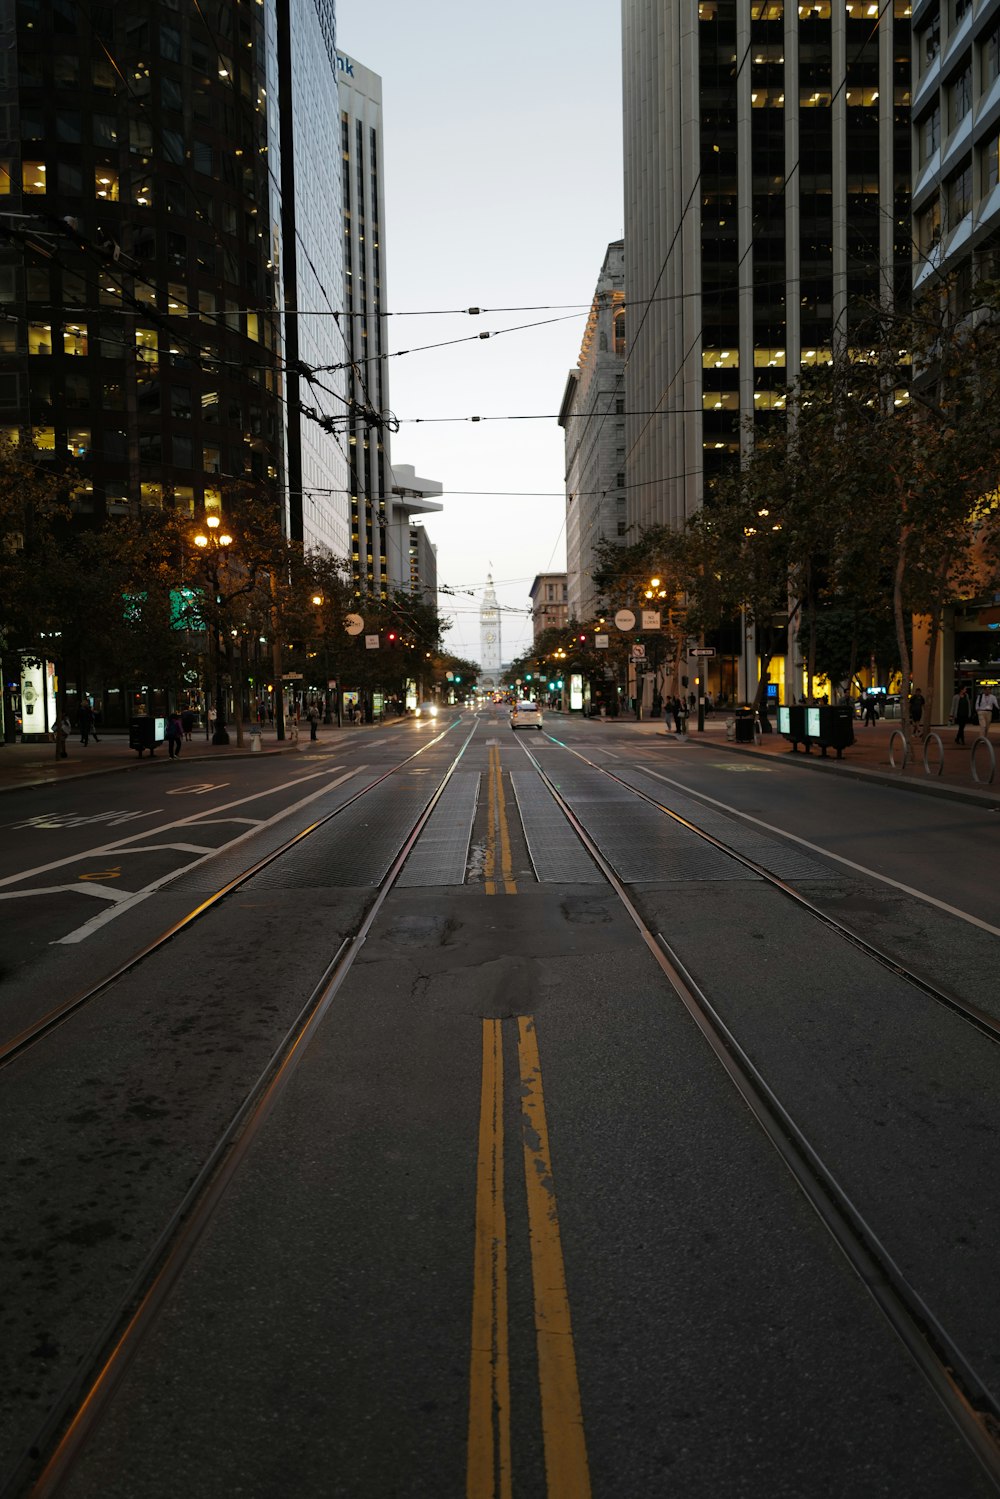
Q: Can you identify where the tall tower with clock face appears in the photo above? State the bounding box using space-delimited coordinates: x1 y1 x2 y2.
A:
479 575 502 690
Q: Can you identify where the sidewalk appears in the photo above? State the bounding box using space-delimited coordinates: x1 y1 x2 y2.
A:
0 721 379 793
609 711 1000 806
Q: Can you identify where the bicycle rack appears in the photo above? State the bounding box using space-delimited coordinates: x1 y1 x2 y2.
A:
971 736 997 785
888 728 909 769
922 731 944 777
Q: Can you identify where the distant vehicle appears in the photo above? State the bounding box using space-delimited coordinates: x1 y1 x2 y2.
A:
510 700 543 731
415 701 439 719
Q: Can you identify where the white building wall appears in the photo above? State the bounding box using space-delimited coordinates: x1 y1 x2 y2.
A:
561 242 627 624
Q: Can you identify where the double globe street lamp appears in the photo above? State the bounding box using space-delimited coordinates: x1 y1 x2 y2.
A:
193 514 235 745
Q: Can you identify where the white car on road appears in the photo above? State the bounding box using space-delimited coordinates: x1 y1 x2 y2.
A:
510 700 543 731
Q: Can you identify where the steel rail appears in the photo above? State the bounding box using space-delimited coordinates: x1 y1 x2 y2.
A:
514 732 1000 1490
538 733 1000 1045
10 721 480 1499
0 721 466 1071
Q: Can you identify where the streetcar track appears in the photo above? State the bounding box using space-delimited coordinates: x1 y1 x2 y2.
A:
11 716 1000 1493
0 721 467 1070
534 732 1000 1045
7 719 480 1499
510 730 1000 1487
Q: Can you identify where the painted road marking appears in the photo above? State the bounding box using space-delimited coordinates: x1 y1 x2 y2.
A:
707 763 775 773
165 782 229 795
53 768 363 945
485 745 516 896
517 1017 591 1498
0 882 133 903
467 1019 512 1499
78 867 122 882
0 763 351 893
468 1017 590 1497
6 809 162 831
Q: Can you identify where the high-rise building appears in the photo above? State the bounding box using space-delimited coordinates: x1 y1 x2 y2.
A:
559 241 626 624
0 0 349 551
621 1 912 535
336 50 392 601
388 463 442 603
909 0 1000 708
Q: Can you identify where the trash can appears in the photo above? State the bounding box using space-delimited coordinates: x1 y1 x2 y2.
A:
733 707 756 743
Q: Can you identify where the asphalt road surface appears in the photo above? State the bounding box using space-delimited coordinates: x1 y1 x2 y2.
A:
2 705 999 1497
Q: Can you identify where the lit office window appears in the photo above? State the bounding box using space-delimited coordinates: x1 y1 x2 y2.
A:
66 427 91 457
135 327 159 366
95 167 120 200
62 324 88 356
22 161 47 193
27 323 52 355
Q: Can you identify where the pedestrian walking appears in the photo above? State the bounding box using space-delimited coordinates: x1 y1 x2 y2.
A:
78 700 99 744
165 712 183 758
181 707 195 742
861 693 877 727
54 712 70 759
909 687 925 736
307 703 319 741
976 686 999 739
951 686 973 745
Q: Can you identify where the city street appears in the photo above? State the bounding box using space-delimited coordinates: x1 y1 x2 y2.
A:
2 704 1000 1497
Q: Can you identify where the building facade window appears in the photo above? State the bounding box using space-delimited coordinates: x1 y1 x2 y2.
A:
945 161 972 225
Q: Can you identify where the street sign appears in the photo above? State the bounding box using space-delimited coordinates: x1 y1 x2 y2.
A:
640 610 661 631
630 644 646 662
282 671 304 679
614 608 636 631
690 646 716 657
365 634 379 650
595 633 609 649
344 612 364 636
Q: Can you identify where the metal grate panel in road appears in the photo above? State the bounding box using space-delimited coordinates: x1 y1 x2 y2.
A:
544 766 758 884
397 772 480 887
510 773 603 883
241 779 435 889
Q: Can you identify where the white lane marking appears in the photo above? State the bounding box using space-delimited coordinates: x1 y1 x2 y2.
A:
0 882 133 903
54 767 362 945
111 843 215 855
166 782 229 795
0 763 350 892
191 817 262 827
637 764 1000 939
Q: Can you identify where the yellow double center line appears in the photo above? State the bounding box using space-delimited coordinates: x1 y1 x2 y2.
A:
468 1017 591 1498
485 744 517 895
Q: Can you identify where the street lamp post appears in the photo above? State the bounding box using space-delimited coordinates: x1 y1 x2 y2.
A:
193 516 234 746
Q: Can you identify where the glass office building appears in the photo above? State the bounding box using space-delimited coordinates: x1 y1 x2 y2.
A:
621 1 912 533
0 0 348 549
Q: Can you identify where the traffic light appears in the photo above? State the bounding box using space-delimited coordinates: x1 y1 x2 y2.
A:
578 633 586 642
525 673 532 681
387 631 397 643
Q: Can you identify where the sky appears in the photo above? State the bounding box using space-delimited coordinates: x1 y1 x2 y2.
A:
334 0 624 665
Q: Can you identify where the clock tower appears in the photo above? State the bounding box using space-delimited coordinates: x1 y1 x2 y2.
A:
479 575 502 690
